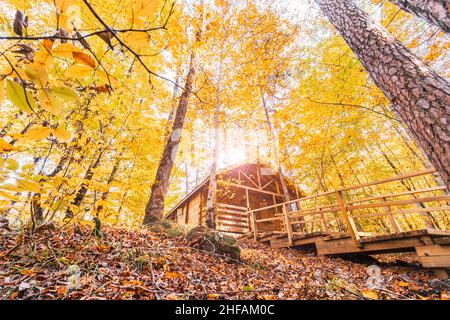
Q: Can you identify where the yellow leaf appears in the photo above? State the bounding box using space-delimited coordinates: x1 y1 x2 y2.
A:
55 0 76 13
6 80 36 113
0 138 17 152
361 290 379 300
52 43 82 58
38 90 63 116
207 293 220 299
24 63 49 87
441 292 450 300
6 158 19 171
72 51 96 68
22 126 51 141
51 127 71 141
133 0 158 26
134 0 158 17
214 0 225 7
65 64 94 80
96 69 119 86
16 179 41 193
0 190 19 201
398 281 409 287
48 87 78 100
124 32 150 49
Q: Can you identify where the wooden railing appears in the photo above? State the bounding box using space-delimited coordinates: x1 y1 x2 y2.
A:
247 168 450 244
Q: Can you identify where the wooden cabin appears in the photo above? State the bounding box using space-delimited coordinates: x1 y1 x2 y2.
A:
165 162 306 234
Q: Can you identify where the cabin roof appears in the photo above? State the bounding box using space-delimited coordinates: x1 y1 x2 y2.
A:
164 161 304 219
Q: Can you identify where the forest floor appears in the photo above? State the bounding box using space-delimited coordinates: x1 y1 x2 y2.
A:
0 223 449 300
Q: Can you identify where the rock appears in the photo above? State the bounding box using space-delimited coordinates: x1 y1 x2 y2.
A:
186 226 241 261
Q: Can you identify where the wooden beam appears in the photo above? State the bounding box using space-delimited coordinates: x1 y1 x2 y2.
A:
218 181 285 197
256 165 261 188
347 186 447 204
283 204 294 245
337 168 436 192
262 178 275 190
350 195 450 211
238 170 260 189
251 211 258 241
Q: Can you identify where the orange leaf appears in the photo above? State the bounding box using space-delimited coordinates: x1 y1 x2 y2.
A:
56 286 68 297
72 51 96 68
123 280 144 286
165 271 182 279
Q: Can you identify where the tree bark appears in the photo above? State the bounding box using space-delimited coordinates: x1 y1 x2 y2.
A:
260 88 291 203
95 156 121 216
388 0 449 33
143 30 203 225
65 149 103 218
205 55 224 230
316 0 450 189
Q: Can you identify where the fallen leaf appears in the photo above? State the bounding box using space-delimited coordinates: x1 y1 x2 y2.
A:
361 290 378 300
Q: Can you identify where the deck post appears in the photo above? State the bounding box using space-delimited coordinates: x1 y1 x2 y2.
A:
381 197 401 233
251 211 258 241
282 204 294 245
336 190 360 243
319 207 328 232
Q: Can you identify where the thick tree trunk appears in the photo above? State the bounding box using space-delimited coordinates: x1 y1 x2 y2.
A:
316 0 450 189
143 33 202 225
389 0 449 33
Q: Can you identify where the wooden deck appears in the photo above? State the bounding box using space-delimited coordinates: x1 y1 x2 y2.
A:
246 169 450 274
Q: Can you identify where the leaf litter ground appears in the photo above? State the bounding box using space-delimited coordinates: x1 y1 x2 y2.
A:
0 224 449 300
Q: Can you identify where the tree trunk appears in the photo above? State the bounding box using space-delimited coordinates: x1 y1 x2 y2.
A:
205 55 224 229
316 0 450 189
143 29 203 225
95 156 121 216
65 149 103 219
389 0 449 33
260 88 291 203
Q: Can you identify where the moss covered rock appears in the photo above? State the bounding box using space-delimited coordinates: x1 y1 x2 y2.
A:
186 226 240 261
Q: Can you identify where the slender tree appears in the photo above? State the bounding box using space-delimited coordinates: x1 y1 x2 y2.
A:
204 54 224 229
388 0 449 33
316 0 450 188
143 13 204 225
260 88 291 202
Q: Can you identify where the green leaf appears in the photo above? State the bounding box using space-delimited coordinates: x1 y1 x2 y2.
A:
48 87 78 101
6 80 36 113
